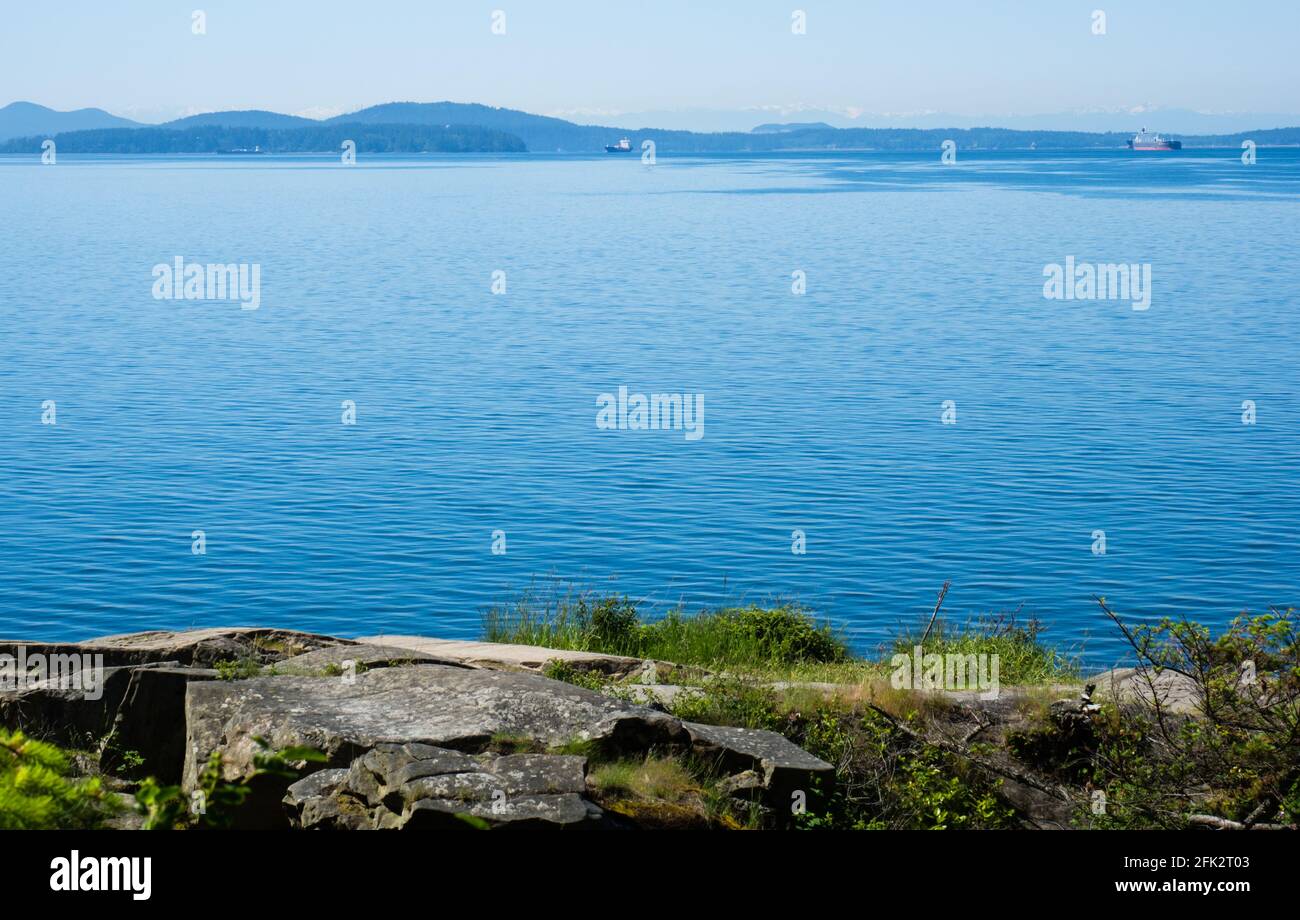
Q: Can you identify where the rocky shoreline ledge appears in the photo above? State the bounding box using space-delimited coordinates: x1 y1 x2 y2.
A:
5 618 1289 832
1 628 835 829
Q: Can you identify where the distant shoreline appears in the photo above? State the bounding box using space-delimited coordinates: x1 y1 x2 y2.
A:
5 100 1298 155
5 144 1298 158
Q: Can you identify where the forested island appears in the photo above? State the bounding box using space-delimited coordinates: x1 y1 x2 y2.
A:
3 99 1298 154
0 121 526 154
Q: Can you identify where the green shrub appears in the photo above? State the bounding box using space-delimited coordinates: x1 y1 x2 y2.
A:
1020 605 1299 830
791 707 1014 830
541 660 613 693
0 730 119 829
728 606 847 664
214 656 263 681
589 597 640 650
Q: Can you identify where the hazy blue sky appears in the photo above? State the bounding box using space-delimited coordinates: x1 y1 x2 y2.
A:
4 0 1298 123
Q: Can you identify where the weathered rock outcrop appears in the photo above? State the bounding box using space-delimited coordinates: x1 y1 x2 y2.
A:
1 628 349 669
683 721 833 806
183 665 692 793
359 635 651 679
7 627 835 830
2 628 350 779
285 742 605 830
1089 667 1202 715
271 643 464 676
186 660 833 828
101 665 221 781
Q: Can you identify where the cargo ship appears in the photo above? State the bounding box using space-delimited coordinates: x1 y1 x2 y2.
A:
1127 129 1181 152
604 137 633 153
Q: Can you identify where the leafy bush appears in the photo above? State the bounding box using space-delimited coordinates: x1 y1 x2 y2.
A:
727 606 847 664
1079 606 1300 829
1005 605 1300 829
791 707 1014 830
589 597 641 650
214 656 263 681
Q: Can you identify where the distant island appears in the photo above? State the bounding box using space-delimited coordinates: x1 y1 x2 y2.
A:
3 100 1299 154
0 122 525 155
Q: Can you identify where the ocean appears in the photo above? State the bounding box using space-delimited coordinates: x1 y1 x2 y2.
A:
2 148 1296 665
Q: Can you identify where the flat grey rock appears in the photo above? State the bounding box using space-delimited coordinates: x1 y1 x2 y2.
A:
357 635 649 678
684 721 833 807
393 754 586 808
6 628 838 829
183 664 689 790
403 792 601 829
624 684 698 707
3 628 348 669
286 767 350 805
272 643 463 676
1089 667 1202 715
2 662 179 748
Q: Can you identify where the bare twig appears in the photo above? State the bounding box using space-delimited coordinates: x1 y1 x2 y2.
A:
1188 814 1296 831
920 581 951 646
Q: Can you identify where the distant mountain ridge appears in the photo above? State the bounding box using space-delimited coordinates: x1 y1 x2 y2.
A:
161 109 319 131
6 100 1300 153
0 101 141 141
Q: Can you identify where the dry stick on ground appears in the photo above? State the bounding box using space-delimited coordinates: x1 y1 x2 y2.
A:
1187 814 1297 831
919 581 951 647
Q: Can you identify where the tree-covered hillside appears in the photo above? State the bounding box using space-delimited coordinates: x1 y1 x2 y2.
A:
0 122 527 154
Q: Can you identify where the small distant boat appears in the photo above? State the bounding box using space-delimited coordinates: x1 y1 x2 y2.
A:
218 145 264 155
604 137 633 153
1127 129 1181 152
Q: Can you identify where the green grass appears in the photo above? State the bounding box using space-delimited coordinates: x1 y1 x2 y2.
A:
892 613 1081 686
485 592 849 670
588 756 699 801
586 754 756 829
485 591 1078 689
214 656 263 681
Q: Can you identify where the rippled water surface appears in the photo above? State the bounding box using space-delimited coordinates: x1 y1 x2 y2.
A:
2 150 1297 664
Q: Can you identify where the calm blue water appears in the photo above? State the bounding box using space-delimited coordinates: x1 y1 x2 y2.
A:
2 149 1297 665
